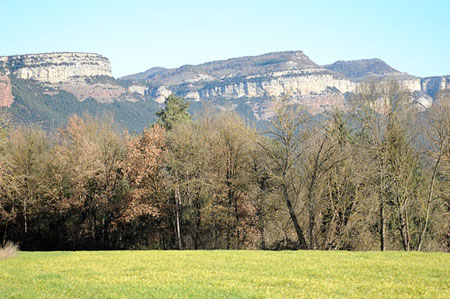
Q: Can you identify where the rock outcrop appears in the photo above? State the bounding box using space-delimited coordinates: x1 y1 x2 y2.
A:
421 76 450 99
0 57 13 107
123 51 362 114
0 52 144 104
2 50 449 121
122 51 449 118
123 51 444 117
6 52 112 83
185 69 356 99
0 74 13 107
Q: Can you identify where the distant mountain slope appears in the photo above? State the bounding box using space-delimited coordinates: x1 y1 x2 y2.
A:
122 67 169 81
8 76 161 132
121 51 320 84
1 50 449 132
323 58 409 81
120 51 358 116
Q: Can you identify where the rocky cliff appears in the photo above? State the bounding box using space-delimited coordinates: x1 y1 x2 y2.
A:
0 52 144 106
2 50 449 130
123 51 448 117
6 52 112 83
123 51 360 114
0 74 13 107
421 76 450 99
0 57 13 107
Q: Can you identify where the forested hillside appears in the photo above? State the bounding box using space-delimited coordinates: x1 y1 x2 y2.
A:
0 83 449 251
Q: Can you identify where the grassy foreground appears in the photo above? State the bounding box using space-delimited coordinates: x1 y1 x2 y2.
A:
0 250 449 298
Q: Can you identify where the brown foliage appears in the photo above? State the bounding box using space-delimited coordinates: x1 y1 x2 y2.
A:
120 125 166 222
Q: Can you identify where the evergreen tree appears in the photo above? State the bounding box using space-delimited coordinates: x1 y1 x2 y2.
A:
156 95 191 130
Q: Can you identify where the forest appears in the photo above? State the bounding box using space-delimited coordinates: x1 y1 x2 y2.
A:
0 81 449 251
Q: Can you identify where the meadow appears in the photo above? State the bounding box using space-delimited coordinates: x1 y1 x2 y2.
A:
1 250 449 298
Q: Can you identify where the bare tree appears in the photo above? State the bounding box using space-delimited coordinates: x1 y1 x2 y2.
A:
418 92 450 251
351 80 413 250
256 97 308 249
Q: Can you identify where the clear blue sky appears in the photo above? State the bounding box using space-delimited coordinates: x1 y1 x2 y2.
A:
1 0 448 78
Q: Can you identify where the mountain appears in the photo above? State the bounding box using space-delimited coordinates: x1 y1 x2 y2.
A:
323 58 410 81
122 51 321 84
1 51 449 132
122 51 448 117
122 51 359 116
0 52 161 131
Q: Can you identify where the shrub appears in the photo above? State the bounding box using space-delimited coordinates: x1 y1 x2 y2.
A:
0 242 18 260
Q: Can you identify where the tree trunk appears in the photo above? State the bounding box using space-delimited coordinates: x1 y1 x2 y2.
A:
174 170 182 250
259 225 266 250
234 195 240 247
256 206 266 250
380 196 386 251
379 167 386 251
2 222 8 246
405 205 411 251
194 194 201 249
308 187 315 249
24 198 28 234
282 183 307 249
175 195 182 250
397 198 409 251
418 156 440 251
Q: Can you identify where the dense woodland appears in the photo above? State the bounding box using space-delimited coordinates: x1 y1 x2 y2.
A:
0 81 449 251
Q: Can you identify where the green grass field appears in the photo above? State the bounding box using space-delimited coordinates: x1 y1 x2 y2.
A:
1 250 449 298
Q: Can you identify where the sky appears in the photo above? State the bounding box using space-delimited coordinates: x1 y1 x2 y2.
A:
1 0 449 78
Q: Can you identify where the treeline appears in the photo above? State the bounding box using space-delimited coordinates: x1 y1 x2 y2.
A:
0 82 449 251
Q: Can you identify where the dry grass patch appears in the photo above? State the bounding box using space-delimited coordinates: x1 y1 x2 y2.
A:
0 241 18 260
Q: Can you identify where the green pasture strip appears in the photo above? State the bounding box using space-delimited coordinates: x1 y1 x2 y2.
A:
1 250 449 298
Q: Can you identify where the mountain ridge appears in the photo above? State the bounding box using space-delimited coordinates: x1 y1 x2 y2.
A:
121 51 321 84
323 58 411 81
1 50 449 132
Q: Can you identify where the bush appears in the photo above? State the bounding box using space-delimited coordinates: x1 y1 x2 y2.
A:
0 242 18 260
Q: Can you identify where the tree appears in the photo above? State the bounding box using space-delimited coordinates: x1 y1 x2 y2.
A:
56 115 127 249
256 97 308 249
384 116 422 251
351 80 423 251
157 94 191 249
248 137 280 249
121 125 166 247
165 120 210 249
210 112 255 249
0 111 15 245
418 91 450 251
156 95 191 130
302 112 353 249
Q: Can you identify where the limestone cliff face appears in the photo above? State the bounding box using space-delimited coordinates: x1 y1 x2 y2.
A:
0 57 13 107
0 57 7 70
0 74 13 107
0 52 144 104
398 78 422 92
421 76 450 98
56 77 128 103
6 52 112 83
127 85 148 96
167 71 438 117
152 86 172 103
186 70 356 101
2 50 448 120
123 52 446 117
122 51 360 114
